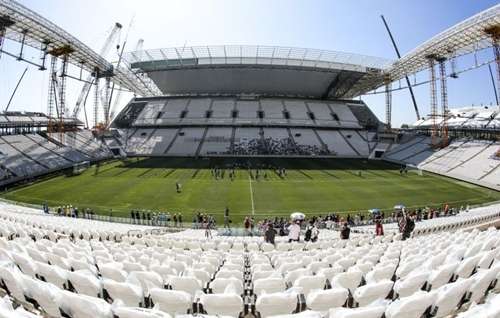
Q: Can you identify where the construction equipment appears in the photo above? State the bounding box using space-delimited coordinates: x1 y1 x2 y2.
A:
108 39 144 126
72 22 122 120
5 66 27 111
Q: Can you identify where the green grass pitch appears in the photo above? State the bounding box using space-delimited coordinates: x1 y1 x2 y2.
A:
3 157 499 223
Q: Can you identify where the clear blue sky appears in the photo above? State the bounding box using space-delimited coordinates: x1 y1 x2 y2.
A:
0 0 498 127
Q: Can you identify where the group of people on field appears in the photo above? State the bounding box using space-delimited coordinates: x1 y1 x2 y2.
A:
129 210 183 226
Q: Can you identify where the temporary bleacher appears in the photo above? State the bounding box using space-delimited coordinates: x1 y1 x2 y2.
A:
487 112 500 128
167 128 204 156
481 164 500 188
382 136 500 191
0 137 46 177
421 140 491 174
56 130 112 160
26 134 88 163
463 109 497 128
199 127 233 155
447 141 499 179
2 134 71 170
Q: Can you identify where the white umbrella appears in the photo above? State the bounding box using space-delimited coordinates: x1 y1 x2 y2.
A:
290 212 305 221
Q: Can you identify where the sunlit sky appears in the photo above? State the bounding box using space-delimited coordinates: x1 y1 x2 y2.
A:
0 0 499 127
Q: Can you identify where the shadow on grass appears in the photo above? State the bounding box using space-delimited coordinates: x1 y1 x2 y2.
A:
116 157 405 171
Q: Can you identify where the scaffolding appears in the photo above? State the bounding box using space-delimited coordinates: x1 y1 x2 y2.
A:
94 75 100 128
46 55 57 135
104 77 111 127
438 58 449 145
384 77 392 129
428 58 439 143
0 0 158 97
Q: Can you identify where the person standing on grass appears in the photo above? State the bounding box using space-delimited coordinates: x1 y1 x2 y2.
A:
173 213 178 227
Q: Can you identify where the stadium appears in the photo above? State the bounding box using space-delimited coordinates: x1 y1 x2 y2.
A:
0 0 499 317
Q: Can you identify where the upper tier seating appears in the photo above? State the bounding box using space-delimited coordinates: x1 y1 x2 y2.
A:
156 99 189 125
134 100 166 125
209 99 235 124
123 97 368 129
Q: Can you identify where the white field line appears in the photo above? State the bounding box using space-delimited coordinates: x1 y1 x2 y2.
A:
248 174 255 215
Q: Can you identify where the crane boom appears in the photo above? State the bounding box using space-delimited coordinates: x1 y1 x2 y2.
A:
72 22 122 119
108 39 144 125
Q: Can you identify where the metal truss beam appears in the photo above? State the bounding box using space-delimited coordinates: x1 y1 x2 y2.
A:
0 0 159 97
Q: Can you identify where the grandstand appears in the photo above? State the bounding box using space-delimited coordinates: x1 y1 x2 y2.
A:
113 96 379 157
0 1 499 317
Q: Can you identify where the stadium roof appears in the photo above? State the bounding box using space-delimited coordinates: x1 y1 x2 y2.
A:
0 0 161 96
388 4 500 81
123 45 393 99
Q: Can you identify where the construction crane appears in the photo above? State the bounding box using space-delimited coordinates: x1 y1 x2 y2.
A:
108 39 144 125
72 22 122 120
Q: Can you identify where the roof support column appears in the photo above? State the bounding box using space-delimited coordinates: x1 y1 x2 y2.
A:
104 76 111 127
437 58 449 145
427 58 439 143
47 55 57 135
58 54 69 143
0 27 5 60
493 38 500 106
485 26 500 106
384 76 392 130
93 71 100 129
